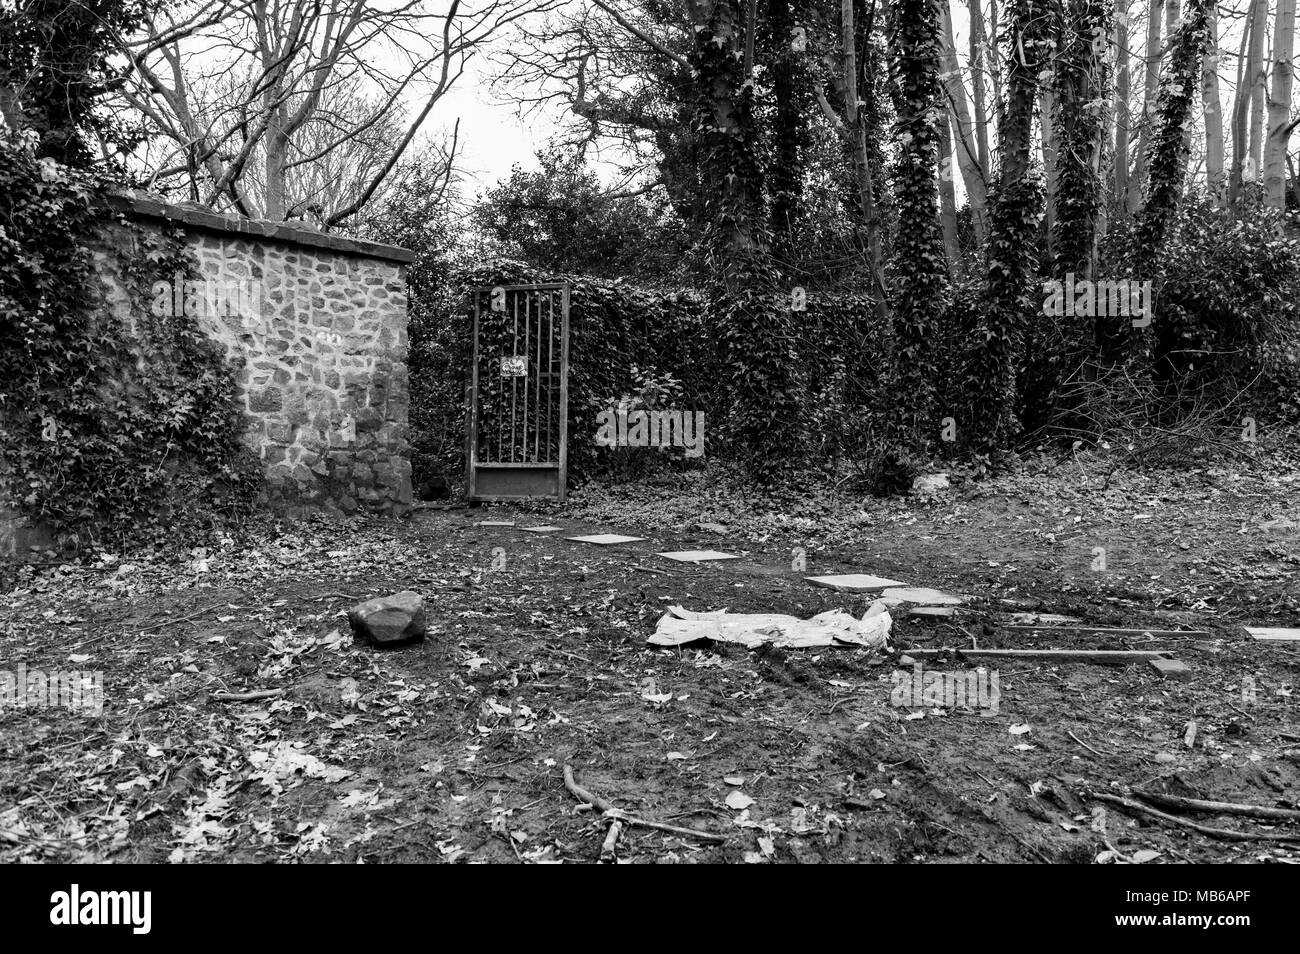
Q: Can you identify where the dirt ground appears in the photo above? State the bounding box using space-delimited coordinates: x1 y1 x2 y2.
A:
2 456 1298 863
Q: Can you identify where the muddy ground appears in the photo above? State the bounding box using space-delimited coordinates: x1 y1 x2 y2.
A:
1 457 1298 863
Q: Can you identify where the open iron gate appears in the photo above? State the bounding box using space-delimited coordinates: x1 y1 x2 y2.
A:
466 283 569 502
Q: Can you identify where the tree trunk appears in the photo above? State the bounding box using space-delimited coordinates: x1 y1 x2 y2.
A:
1228 0 1257 206
1052 0 1110 282
938 0 988 244
1201 1 1225 205
1247 0 1268 184
767 0 805 259
840 0 890 319
938 110 961 264
1265 0 1296 209
971 0 1048 456
1128 0 1163 213
1041 86 1058 248
969 0 992 177
1114 0 1132 216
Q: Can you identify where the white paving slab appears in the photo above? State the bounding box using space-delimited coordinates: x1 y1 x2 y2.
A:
521 525 564 533
476 520 516 527
805 573 906 591
566 534 646 545
882 586 966 605
657 550 740 563
1245 626 1300 641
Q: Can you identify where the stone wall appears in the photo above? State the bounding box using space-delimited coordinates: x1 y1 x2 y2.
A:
1 195 415 558
99 195 416 518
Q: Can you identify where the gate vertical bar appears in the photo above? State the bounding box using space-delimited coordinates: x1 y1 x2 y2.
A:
467 292 481 497
558 283 569 502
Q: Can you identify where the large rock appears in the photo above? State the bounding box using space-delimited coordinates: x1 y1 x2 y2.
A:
348 591 426 646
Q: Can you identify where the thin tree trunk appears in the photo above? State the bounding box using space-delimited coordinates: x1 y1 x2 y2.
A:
939 0 988 244
969 0 992 177
842 0 890 319
1265 0 1297 208
1202 1 1225 205
1229 0 1257 205
1129 0 1164 213
1041 87 1058 243
1114 0 1132 216
988 0 1003 110
938 110 961 264
1247 0 1269 182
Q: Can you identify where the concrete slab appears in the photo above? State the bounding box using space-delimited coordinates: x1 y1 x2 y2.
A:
805 574 906 592
1245 626 1300 641
566 534 647 546
657 550 740 563
476 520 516 527
521 525 564 533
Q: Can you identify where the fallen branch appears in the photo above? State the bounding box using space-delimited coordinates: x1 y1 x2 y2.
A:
211 689 286 703
1085 792 1300 842
1132 790 1300 823
906 649 1171 665
562 765 726 846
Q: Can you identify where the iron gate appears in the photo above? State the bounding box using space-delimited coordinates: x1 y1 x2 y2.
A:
467 283 569 502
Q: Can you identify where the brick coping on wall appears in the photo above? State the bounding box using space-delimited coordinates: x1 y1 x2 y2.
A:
105 192 416 265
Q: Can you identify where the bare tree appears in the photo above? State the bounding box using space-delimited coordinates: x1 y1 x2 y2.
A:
115 0 541 224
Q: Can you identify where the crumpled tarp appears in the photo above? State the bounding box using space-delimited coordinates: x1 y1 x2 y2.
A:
649 603 892 650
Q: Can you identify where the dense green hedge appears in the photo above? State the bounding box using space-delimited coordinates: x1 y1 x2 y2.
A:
406 259 887 490
0 139 258 549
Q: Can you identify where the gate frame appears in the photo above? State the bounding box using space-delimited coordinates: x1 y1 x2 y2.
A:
466 282 570 503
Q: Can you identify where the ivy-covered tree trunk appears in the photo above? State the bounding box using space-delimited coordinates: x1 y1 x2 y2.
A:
967 0 1050 457
1135 0 1211 261
1051 0 1111 284
689 0 806 479
765 0 808 262
876 0 948 485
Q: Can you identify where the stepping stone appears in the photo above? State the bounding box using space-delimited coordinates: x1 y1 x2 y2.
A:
521 525 563 533
805 574 906 592
881 587 966 605
910 606 957 619
658 550 740 563
1245 626 1300 642
566 534 646 546
476 520 515 527
1149 658 1193 681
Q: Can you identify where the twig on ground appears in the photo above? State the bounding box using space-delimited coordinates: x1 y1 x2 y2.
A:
562 764 726 847
211 688 286 702
1085 792 1300 842
1068 730 1112 758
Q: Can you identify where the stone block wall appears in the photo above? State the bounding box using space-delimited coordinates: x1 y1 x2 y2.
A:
100 195 415 517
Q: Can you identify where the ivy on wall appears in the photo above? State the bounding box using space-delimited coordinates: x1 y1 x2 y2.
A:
0 138 258 548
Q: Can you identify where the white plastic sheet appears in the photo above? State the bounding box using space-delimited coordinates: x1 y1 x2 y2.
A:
649 602 892 650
